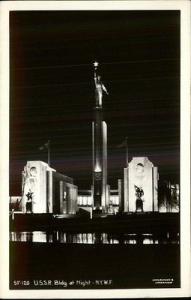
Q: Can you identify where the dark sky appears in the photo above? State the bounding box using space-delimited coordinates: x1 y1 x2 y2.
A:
10 10 180 195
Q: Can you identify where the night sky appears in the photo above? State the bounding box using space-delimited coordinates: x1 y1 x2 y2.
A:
10 10 180 195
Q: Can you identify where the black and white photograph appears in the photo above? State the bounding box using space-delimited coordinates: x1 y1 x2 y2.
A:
0 0 190 298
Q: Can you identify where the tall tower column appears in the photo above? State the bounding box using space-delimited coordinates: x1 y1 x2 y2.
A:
92 62 108 212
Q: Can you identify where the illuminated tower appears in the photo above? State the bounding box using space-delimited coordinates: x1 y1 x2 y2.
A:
92 62 108 211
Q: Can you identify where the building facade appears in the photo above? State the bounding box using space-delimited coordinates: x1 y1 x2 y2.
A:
21 161 78 214
124 157 159 212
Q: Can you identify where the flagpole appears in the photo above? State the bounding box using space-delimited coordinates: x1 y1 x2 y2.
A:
125 137 128 167
48 140 50 166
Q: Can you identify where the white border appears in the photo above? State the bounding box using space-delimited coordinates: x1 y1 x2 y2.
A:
0 1 190 298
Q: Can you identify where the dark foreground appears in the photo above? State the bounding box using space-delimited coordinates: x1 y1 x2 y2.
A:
10 212 179 234
10 242 180 289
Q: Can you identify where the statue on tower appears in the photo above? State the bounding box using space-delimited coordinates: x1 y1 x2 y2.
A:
93 61 108 107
